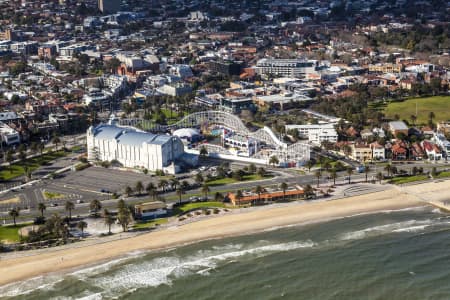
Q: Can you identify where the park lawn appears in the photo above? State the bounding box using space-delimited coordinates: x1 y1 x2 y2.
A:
436 171 450 179
177 201 226 213
43 191 64 200
389 175 428 184
0 151 67 181
0 223 30 243
206 174 273 186
384 96 450 125
133 218 168 230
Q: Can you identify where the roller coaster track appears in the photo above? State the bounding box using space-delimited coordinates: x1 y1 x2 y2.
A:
119 111 310 161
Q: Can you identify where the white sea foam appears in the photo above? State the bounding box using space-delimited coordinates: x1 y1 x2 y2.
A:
0 275 63 297
339 219 435 241
89 240 315 297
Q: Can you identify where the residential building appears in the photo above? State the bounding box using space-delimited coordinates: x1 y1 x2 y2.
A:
207 60 243 76
433 133 450 157
285 123 338 144
253 92 312 110
388 121 409 136
255 58 317 78
350 143 373 162
0 122 20 145
421 140 442 161
370 142 385 160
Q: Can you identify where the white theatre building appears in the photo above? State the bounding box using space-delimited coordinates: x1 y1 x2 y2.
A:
87 122 196 174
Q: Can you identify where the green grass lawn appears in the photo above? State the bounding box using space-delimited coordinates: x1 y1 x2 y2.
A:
206 174 272 186
436 171 450 179
177 201 226 213
389 175 429 184
384 96 450 125
132 218 168 230
43 191 64 200
0 150 66 181
0 223 30 243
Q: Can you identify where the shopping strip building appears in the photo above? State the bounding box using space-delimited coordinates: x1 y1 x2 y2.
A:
87 121 197 174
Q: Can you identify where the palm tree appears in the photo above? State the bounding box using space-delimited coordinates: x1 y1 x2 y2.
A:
306 160 314 172
52 135 61 151
330 168 337 185
429 111 435 124
214 192 224 202
38 202 46 218
158 179 168 192
65 201 74 221
135 181 144 195
280 182 288 202
364 165 370 182
77 220 87 238
103 209 114 235
257 167 266 178
89 199 102 216
170 177 179 190
30 142 38 154
346 167 353 184
235 190 243 207
315 170 322 187
201 183 210 199
176 187 184 205
117 206 131 232
376 172 383 184
194 173 204 184
23 165 32 181
410 114 417 126
6 150 13 173
303 184 315 199
9 207 19 226
38 142 45 156
254 185 264 205
269 155 279 167
146 182 157 200
122 186 132 197
384 164 392 177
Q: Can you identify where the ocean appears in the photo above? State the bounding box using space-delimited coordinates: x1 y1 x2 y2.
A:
2 206 450 300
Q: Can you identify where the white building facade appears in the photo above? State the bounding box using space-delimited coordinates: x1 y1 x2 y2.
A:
87 124 191 174
285 123 338 144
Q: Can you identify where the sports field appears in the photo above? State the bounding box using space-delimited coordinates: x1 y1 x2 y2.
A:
383 96 450 125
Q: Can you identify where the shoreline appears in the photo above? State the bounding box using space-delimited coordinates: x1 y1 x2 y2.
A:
0 184 432 288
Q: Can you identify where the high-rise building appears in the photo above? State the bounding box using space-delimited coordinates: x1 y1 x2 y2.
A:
98 0 121 14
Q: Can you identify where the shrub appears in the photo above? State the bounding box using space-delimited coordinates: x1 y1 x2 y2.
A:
213 208 220 214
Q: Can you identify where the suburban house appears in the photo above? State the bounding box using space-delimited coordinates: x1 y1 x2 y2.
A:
389 121 409 136
370 142 385 160
391 141 408 160
421 140 442 161
350 143 372 162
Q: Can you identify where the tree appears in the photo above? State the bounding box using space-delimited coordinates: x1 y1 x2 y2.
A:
103 209 114 235
346 167 353 184
410 115 417 126
52 135 61 151
303 184 315 199
269 155 279 167
65 201 75 221
429 111 435 124
38 202 46 218
376 172 383 184
176 187 184 204
9 207 19 226
330 168 337 186
77 220 87 238
117 206 132 232
257 167 266 178
89 199 102 216
201 183 210 199
214 192 224 202
235 190 243 207
125 186 133 197
146 182 157 200
306 160 314 172
199 146 208 157
170 178 179 190
315 170 322 187
38 142 45 156
158 179 169 192
194 173 204 185
364 165 370 182
248 163 256 174
280 182 288 202
6 150 13 173
135 181 144 195
254 185 264 205
384 164 392 177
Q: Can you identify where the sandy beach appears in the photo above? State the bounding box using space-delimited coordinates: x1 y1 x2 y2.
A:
3 180 450 287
